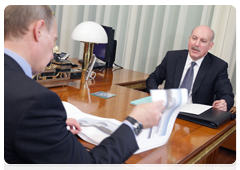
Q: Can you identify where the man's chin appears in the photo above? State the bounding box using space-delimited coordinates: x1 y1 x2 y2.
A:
189 53 201 61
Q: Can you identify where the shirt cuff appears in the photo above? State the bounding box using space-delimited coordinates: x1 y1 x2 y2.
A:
123 120 137 137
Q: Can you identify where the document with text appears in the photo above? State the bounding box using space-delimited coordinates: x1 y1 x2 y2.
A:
63 88 188 154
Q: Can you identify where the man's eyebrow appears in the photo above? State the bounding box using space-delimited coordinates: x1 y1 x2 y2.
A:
201 38 208 41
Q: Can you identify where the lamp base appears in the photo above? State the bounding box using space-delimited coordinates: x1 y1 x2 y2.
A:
82 42 94 71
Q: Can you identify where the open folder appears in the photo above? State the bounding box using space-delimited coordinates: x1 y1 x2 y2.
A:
178 105 234 129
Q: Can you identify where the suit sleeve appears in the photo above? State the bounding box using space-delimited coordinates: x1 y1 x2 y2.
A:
213 62 234 111
15 91 138 163
146 54 167 93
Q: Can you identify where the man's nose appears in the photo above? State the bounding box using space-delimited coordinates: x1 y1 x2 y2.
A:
194 40 200 46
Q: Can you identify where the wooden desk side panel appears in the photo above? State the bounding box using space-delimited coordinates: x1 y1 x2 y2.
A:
220 131 236 151
220 107 236 151
185 125 236 164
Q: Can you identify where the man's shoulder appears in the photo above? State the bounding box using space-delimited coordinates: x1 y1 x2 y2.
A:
166 49 188 56
164 50 188 60
207 52 227 65
5 57 56 100
167 49 188 53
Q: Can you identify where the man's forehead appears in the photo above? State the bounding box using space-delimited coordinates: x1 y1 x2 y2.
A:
191 27 212 39
192 31 211 40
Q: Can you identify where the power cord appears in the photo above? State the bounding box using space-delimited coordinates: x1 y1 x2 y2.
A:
114 63 123 69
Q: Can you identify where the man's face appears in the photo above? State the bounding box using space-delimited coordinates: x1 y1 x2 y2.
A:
33 18 58 75
188 26 214 61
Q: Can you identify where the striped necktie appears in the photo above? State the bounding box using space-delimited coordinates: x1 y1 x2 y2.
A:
180 61 197 95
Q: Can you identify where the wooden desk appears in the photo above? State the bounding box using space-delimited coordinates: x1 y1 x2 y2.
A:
49 64 236 164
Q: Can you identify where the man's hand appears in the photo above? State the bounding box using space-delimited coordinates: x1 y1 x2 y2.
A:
66 118 82 135
129 101 165 128
212 99 227 111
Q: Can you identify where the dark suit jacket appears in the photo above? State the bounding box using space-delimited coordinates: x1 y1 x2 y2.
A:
4 54 138 163
146 50 234 111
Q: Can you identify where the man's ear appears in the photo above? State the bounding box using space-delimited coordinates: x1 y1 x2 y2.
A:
33 20 45 42
208 42 214 50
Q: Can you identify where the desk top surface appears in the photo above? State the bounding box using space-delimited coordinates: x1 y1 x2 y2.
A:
49 59 236 164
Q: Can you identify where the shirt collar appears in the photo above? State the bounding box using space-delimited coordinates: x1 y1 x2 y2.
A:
4 48 32 78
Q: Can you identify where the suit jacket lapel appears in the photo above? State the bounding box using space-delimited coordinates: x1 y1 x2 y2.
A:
192 53 212 95
173 51 188 88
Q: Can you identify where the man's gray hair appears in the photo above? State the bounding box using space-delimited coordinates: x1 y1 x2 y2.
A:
4 5 54 40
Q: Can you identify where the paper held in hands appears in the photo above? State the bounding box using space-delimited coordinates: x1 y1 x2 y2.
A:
135 89 188 153
63 88 188 154
63 101 121 145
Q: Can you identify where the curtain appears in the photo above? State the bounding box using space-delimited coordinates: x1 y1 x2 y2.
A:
49 5 236 99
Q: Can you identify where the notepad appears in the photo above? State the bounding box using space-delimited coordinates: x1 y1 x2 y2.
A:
130 96 152 105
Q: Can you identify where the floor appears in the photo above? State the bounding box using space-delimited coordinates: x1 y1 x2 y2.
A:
215 147 236 164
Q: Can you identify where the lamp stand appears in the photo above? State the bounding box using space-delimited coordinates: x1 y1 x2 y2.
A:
82 42 94 71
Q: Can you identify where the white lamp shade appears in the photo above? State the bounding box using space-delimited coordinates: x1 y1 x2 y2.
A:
71 21 108 44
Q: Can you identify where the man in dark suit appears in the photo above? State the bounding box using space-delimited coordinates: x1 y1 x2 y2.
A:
4 5 164 163
146 26 234 112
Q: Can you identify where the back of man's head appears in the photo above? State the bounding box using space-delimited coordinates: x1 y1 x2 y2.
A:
4 5 54 41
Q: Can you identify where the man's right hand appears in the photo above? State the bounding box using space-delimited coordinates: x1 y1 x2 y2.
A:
129 101 164 129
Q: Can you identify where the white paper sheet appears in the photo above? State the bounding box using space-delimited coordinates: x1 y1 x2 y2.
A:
180 103 212 115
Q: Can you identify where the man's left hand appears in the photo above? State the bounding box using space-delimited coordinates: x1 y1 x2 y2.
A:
66 118 82 135
212 99 227 111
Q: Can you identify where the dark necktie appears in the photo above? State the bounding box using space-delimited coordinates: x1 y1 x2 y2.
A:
180 61 197 95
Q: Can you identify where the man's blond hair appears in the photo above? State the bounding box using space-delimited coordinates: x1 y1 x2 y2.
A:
4 5 54 40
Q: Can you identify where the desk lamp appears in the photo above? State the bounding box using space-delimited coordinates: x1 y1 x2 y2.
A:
71 21 108 71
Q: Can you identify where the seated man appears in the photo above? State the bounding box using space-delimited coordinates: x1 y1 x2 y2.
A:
146 25 234 111
4 5 164 164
